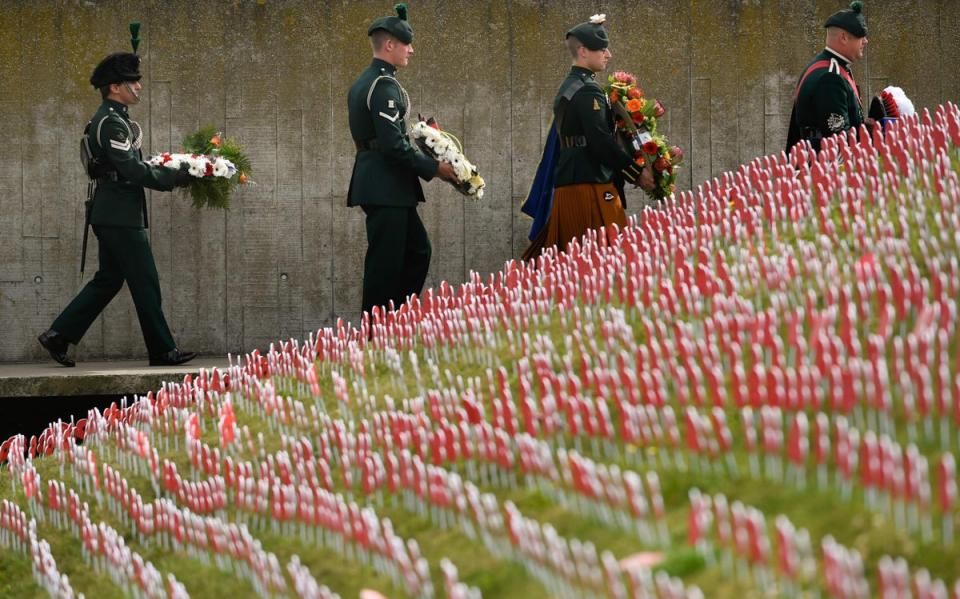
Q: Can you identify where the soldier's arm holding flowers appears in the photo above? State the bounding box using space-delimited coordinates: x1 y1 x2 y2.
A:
100 117 181 191
575 87 643 185
813 74 855 139
370 80 439 181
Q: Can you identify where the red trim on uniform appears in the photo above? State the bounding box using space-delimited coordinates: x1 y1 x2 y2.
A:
793 59 861 105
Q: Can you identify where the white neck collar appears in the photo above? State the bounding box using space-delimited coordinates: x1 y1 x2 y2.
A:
824 46 852 65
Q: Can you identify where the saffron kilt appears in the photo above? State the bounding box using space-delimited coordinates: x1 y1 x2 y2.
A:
522 182 627 262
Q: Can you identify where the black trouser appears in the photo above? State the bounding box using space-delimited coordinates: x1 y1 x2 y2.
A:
361 205 431 315
52 225 176 357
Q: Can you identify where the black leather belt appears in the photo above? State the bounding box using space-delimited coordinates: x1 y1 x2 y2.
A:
559 135 587 148
95 172 119 184
355 138 380 151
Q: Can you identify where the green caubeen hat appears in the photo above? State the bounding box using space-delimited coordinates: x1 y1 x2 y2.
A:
566 13 609 51
89 22 142 88
368 3 414 44
824 1 868 38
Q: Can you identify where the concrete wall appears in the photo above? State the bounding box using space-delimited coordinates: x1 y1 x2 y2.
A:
1 0 957 362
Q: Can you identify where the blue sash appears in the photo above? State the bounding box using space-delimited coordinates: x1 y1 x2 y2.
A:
520 122 559 241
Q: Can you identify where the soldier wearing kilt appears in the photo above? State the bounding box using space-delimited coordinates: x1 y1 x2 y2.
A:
786 1 872 153
347 3 456 317
522 15 644 262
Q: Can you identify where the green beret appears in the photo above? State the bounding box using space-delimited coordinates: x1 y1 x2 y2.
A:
368 3 414 45
824 1 867 38
90 52 141 88
566 14 609 51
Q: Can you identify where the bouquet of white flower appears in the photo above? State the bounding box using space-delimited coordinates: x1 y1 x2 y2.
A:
410 116 485 199
146 152 238 179
869 85 916 130
145 126 252 209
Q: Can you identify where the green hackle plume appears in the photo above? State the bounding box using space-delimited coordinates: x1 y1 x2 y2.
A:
850 1 863 12
130 21 141 53
394 3 408 20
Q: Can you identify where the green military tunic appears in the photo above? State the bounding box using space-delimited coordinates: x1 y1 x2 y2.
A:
347 58 438 315
51 99 180 357
786 48 864 153
553 66 642 187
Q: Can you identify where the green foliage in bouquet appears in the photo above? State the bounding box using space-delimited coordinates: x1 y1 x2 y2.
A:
181 125 252 210
605 71 683 202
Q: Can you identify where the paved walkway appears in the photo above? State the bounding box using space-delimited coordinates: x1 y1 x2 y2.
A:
0 357 230 398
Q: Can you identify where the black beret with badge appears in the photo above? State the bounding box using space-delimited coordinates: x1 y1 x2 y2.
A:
368 3 414 45
824 1 867 38
566 14 609 51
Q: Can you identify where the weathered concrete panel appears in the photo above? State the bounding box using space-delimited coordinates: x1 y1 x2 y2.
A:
1 0 956 361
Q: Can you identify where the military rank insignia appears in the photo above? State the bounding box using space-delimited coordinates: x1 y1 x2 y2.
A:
593 98 601 111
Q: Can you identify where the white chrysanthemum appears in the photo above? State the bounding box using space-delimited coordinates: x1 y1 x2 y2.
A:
212 159 230 178
590 13 605 24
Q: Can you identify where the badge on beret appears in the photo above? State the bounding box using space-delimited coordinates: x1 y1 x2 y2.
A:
566 14 610 51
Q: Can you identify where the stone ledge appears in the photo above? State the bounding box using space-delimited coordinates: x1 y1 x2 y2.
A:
0 357 230 398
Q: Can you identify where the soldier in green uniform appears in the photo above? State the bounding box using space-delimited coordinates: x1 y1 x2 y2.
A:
786 1 873 153
37 52 196 367
522 14 645 261
347 3 456 317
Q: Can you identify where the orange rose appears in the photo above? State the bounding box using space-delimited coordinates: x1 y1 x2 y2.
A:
627 87 643 100
238 173 248 184
625 98 643 113
634 156 646 167
609 90 620 104
210 135 222 147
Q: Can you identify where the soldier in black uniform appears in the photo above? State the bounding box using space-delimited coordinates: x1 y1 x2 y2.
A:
346 3 456 318
37 52 195 367
522 15 644 262
786 1 872 153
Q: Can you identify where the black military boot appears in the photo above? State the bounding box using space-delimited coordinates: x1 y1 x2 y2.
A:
149 348 197 367
38 330 75 367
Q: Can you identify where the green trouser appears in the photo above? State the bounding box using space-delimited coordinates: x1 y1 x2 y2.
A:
361 205 431 315
52 225 176 357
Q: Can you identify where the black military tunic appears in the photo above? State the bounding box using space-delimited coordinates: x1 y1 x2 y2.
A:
786 48 864 153
553 66 642 186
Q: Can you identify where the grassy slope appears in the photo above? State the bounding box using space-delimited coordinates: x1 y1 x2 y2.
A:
1 149 958 598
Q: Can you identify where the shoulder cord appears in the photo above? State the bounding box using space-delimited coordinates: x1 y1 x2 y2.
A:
366 75 411 116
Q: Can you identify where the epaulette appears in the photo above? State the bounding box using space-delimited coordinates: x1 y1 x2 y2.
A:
560 79 586 102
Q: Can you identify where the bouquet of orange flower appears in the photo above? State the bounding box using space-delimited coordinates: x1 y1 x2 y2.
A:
605 71 682 201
